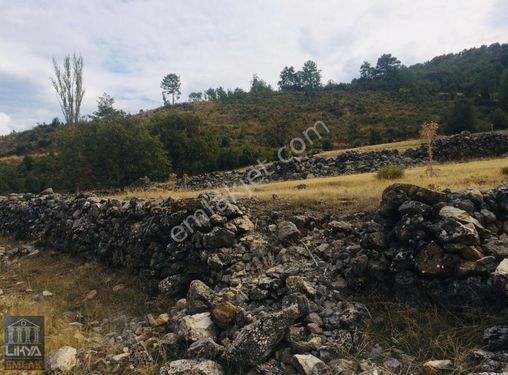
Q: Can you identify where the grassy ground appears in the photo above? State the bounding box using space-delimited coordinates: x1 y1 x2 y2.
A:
318 138 422 157
0 237 169 374
118 157 508 212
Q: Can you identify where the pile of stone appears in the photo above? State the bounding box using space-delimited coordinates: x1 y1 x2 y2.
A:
406 131 508 161
3 182 508 373
160 131 508 191
167 149 419 191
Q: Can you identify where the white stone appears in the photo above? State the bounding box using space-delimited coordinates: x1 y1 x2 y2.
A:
293 354 327 375
177 312 217 342
423 359 453 370
46 346 77 373
494 259 508 277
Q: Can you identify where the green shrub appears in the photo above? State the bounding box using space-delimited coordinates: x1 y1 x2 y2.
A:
376 165 405 180
501 167 508 175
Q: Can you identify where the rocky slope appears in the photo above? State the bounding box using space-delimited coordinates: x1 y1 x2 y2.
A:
2 182 508 373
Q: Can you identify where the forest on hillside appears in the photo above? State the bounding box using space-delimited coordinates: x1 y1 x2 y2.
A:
1 43 508 194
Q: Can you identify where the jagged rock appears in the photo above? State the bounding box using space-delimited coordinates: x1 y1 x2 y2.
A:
233 216 255 233
415 241 459 276
223 304 301 367
187 338 225 360
159 359 225 375
286 276 317 296
384 357 402 373
484 235 508 259
211 301 238 328
293 354 330 375
432 219 480 245
484 326 508 351
202 227 236 249
277 221 301 242
494 260 508 278
46 346 77 374
177 313 217 342
187 280 215 313
328 220 354 232
439 206 486 233
380 183 446 216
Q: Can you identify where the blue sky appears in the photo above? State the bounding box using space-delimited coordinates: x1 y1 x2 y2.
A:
0 0 507 134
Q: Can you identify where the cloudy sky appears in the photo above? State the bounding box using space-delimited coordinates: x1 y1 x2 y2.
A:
0 0 507 134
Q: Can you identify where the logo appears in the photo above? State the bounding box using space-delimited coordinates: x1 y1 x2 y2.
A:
4 316 44 371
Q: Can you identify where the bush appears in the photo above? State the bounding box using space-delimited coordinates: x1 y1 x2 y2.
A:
376 165 405 180
501 167 508 175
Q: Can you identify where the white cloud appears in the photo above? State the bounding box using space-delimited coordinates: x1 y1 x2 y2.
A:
0 0 506 130
0 113 12 136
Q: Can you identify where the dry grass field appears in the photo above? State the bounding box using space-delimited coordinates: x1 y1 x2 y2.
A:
119 157 508 212
0 237 168 373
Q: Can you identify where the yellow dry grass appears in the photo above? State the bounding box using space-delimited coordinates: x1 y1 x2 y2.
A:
118 157 508 211
318 138 422 157
0 238 168 374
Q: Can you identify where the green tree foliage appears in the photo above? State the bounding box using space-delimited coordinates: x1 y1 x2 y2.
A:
51 117 169 191
369 128 384 145
491 108 508 129
188 92 203 102
89 93 125 120
374 54 402 78
0 162 25 194
299 60 322 90
161 73 181 105
499 69 508 109
445 100 477 134
278 66 301 90
151 112 218 175
250 75 273 96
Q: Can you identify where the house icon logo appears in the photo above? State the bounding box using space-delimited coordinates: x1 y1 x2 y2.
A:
4 316 45 371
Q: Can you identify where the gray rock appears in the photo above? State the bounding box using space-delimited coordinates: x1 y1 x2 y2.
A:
187 338 225 360
484 326 508 351
277 221 301 242
159 359 224 375
223 304 301 367
202 227 236 249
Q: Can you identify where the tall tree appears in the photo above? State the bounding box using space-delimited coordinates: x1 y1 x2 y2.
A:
299 60 322 90
250 74 273 96
374 54 401 78
90 92 124 120
360 61 374 79
51 53 85 125
161 73 181 105
278 66 300 90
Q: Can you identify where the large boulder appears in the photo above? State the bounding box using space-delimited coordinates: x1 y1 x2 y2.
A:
223 304 301 367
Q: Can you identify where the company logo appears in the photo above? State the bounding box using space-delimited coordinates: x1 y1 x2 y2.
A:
4 316 44 371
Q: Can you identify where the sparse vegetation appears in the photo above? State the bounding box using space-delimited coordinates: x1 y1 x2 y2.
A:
376 165 405 180
420 121 439 176
501 166 508 175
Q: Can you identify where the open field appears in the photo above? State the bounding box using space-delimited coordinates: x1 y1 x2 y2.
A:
118 157 508 211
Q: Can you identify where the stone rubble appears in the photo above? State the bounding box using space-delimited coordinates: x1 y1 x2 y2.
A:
2 180 508 373
136 131 508 191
